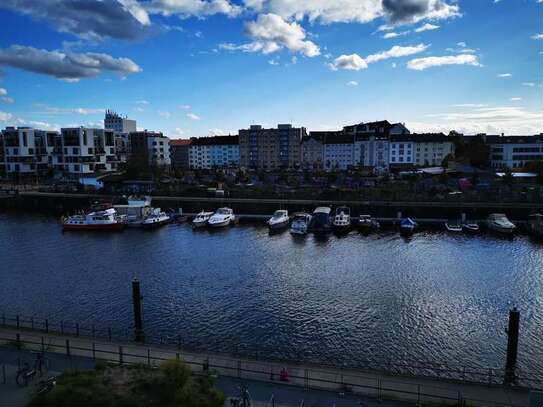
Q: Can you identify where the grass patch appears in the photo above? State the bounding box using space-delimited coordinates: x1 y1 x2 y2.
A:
29 359 225 407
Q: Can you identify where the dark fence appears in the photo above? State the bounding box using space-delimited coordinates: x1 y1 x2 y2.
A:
1 311 543 391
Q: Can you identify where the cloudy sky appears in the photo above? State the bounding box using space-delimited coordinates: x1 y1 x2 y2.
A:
0 0 542 137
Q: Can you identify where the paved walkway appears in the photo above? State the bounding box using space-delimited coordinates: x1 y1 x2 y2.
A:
0 326 532 406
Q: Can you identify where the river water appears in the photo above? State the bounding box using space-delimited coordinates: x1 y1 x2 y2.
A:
1 213 543 378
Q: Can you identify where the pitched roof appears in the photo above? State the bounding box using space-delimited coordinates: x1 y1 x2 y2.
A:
169 139 191 146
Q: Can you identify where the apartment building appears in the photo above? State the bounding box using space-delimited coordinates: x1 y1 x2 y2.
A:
354 136 390 173
129 131 171 167
58 127 118 174
188 135 239 169
485 135 543 169
411 133 454 167
104 110 136 134
239 124 305 170
389 135 414 167
170 139 191 170
321 132 355 171
301 133 324 170
1 127 60 175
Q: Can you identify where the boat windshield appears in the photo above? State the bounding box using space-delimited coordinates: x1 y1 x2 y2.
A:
217 208 230 215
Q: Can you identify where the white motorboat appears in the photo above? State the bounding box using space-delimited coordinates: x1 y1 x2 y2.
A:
290 213 312 235
141 208 170 229
487 213 516 234
528 214 543 238
268 210 289 230
192 211 214 229
62 207 125 232
462 221 479 233
208 207 235 228
399 218 418 234
445 220 463 232
358 215 380 233
332 206 351 235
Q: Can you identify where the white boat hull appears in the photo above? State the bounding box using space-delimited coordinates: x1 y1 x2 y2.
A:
209 218 232 228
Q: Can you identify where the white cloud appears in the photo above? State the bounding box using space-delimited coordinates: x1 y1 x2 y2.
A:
328 54 367 71
234 13 320 57
134 106 145 112
0 88 7 96
415 23 439 32
497 73 512 78
136 100 149 105
365 43 428 64
523 82 536 87
346 81 358 86
0 45 141 81
158 110 171 118
532 33 543 40
1 97 15 104
146 0 242 18
407 54 481 70
179 104 191 110
187 112 201 120
38 106 105 115
417 105 543 134
268 58 279 65
451 103 488 108
383 31 410 39
510 97 522 101
0 111 12 121
243 0 460 25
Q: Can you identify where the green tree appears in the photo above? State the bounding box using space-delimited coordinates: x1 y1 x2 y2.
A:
525 160 543 184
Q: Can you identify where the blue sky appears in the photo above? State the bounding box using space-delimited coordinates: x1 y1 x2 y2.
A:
0 0 542 137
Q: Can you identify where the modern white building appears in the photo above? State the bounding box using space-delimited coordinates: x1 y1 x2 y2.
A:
189 136 239 169
486 135 543 169
1 127 60 175
104 110 136 134
58 127 118 174
389 136 414 166
354 136 390 173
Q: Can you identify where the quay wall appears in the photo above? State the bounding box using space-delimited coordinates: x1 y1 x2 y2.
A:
3 191 543 220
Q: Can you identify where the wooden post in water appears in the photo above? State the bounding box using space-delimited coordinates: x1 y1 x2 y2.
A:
132 279 145 343
504 307 520 385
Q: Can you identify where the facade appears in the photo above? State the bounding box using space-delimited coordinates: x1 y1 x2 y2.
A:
354 136 390 172
486 135 543 169
411 133 454 167
301 133 324 170
188 136 239 169
58 127 118 174
170 139 191 170
239 124 305 170
321 132 355 171
389 136 414 167
1 127 60 175
104 110 136 134
129 131 171 167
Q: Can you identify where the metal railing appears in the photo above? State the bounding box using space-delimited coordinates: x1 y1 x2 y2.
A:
0 334 531 407
1 311 542 391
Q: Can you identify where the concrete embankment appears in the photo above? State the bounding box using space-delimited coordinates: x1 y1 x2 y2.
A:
0 326 533 406
4 191 543 220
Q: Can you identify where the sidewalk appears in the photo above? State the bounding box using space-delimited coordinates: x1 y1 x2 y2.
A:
0 326 532 406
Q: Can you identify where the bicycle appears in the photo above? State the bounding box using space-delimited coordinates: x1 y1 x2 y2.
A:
16 352 47 387
230 383 252 407
35 376 58 396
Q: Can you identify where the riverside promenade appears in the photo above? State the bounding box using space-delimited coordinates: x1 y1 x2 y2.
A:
0 326 534 406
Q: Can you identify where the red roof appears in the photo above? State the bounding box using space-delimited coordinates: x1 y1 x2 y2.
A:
169 139 191 146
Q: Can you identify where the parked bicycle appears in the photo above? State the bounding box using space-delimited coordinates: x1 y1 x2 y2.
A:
230 383 252 407
15 352 47 387
35 376 58 396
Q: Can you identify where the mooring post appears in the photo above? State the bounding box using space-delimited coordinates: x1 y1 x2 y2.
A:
504 307 520 385
132 278 144 343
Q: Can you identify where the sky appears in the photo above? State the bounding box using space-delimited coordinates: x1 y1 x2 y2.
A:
0 0 542 138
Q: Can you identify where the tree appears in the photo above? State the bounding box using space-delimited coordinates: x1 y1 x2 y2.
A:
502 167 514 186
525 160 543 184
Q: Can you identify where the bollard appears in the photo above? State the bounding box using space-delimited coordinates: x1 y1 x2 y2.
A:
132 279 145 343
504 308 520 385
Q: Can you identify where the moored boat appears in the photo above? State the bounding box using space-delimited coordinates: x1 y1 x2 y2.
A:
399 218 417 235
487 213 516 234
445 219 463 233
358 215 380 233
192 211 214 229
290 213 312 235
462 221 479 233
62 208 125 232
268 210 289 230
528 214 543 238
208 207 235 228
309 207 332 235
332 206 351 235
141 208 170 229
